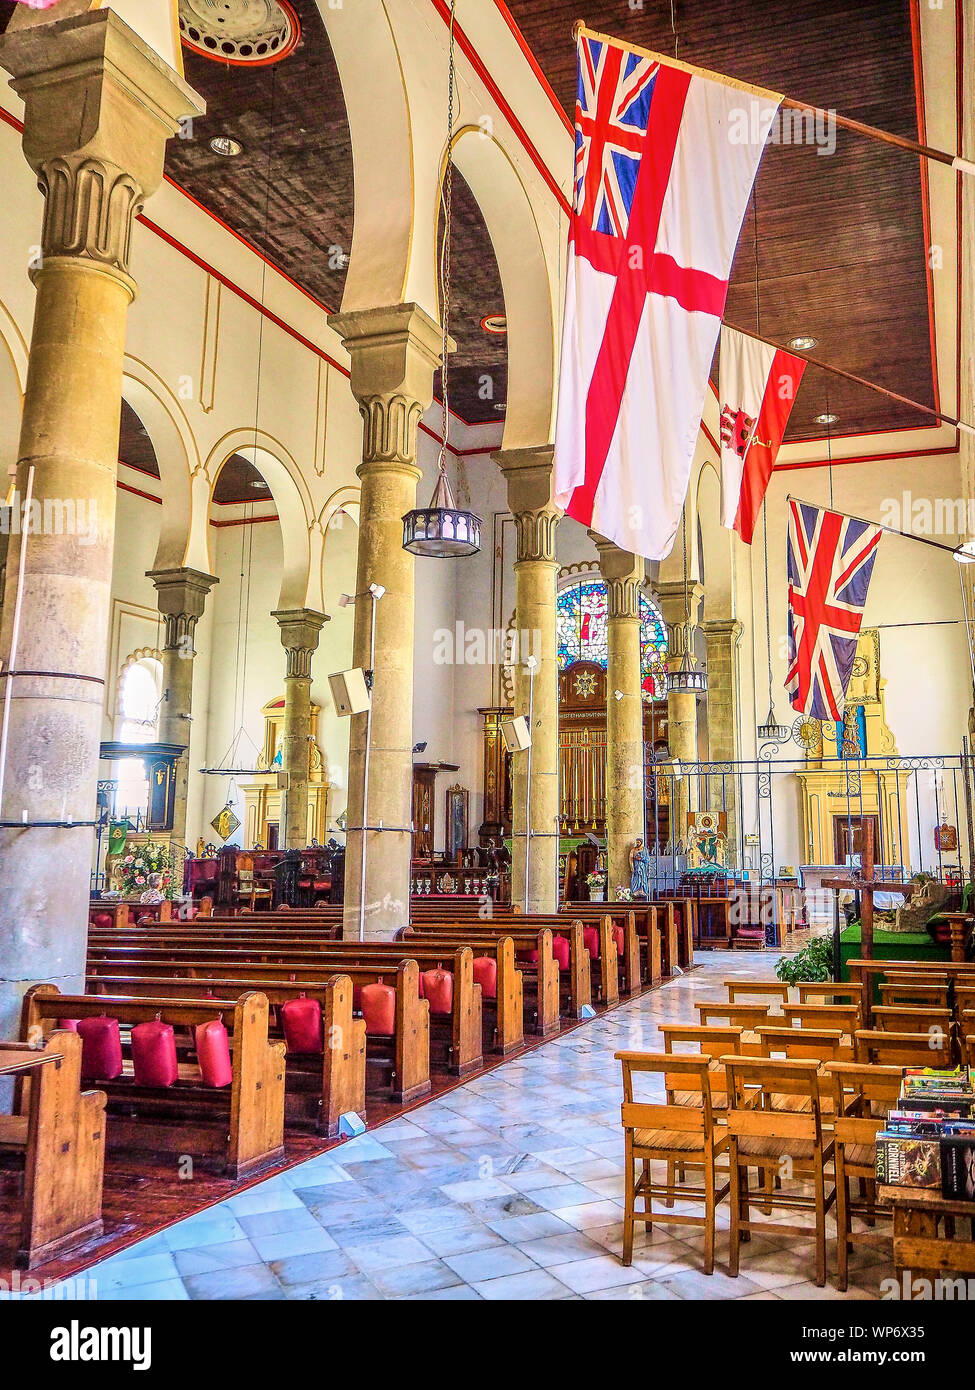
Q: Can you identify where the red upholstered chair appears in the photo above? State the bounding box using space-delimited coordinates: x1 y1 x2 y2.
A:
421 969 453 1017
195 1020 233 1088
361 983 396 1036
583 925 599 958
472 956 497 1000
131 1021 179 1087
281 996 324 1054
77 1016 123 1081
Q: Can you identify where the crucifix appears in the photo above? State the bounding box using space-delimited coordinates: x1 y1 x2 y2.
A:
828 819 912 961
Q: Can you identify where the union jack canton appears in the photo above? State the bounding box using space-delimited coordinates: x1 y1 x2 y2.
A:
786 500 882 721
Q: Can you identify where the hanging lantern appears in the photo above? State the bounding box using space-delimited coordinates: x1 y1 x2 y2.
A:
666 649 708 697
402 471 482 558
757 705 790 743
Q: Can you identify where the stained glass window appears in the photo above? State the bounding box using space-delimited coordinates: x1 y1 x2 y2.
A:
556 579 668 701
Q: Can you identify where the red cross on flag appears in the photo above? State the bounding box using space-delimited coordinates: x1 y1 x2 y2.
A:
718 326 807 543
554 32 781 560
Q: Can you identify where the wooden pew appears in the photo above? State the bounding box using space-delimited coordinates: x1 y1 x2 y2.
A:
404 920 590 1022
80 974 365 1136
87 944 467 1083
401 927 560 1035
0 1034 105 1269
561 901 673 985
511 911 619 1006
23 986 287 1177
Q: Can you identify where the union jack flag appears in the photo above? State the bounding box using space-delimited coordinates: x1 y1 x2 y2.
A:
786 501 882 721
573 37 658 238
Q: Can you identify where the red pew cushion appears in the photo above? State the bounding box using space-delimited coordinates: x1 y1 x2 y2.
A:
77 1016 123 1082
611 924 624 957
58 1019 80 1032
420 968 453 1017
281 996 324 1054
361 983 396 1036
583 926 599 959
130 1020 178 1087
196 1019 233 1088
91 912 113 930
472 956 497 1000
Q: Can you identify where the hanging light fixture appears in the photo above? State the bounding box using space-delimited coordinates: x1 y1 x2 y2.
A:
401 0 481 560
666 509 707 696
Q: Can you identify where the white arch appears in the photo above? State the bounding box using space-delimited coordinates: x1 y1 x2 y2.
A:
122 357 199 573
202 430 315 612
450 127 557 449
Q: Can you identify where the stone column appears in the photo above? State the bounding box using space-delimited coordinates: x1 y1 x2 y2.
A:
495 447 560 913
658 582 705 853
327 304 444 940
273 608 328 851
147 567 218 867
0 11 202 1042
593 536 646 896
702 618 743 856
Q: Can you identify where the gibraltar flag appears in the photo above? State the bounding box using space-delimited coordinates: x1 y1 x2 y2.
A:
554 33 781 560
718 326 806 542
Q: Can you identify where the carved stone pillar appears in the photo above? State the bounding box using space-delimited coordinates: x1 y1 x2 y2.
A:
0 11 202 1042
658 582 705 853
148 567 218 868
702 618 743 856
495 446 560 913
327 303 445 940
273 608 328 851
593 537 646 896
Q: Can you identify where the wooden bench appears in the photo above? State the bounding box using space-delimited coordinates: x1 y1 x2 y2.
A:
92 941 479 1078
564 900 677 979
85 955 429 1105
0 1034 106 1269
22 986 286 1179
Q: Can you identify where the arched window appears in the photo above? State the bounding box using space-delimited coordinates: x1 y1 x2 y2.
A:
115 654 163 816
556 578 668 701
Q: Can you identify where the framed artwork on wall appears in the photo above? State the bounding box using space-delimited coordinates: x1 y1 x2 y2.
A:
446 784 469 861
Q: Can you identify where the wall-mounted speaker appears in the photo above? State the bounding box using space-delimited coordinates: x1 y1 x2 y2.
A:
329 669 371 718
501 715 531 752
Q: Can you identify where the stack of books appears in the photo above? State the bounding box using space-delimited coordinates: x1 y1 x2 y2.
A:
876 1067 975 1200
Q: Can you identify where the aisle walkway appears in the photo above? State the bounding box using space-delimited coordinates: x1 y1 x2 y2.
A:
77 954 886 1301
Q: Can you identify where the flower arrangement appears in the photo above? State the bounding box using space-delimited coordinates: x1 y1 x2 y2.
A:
117 840 177 900
616 886 633 902
585 870 607 889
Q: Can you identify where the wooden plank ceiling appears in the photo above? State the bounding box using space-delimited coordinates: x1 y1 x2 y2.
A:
0 1 938 441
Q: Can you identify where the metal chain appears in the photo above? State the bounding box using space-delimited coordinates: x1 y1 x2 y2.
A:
439 0 457 476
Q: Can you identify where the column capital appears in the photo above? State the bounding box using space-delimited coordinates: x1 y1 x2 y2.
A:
273 608 329 680
702 617 744 644
494 445 561 563
656 579 705 630
147 567 218 653
591 533 645 620
327 303 449 468
0 10 204 282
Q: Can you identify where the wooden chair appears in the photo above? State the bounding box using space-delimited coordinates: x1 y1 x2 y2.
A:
615 1051 730 1273
878 981 952 1009
696 1002 770 1030
722 1054 835 1287
955 987 975 1017
783 1002 860 1035
872 1005 953 1037
795 982 866 1010
756 1026 848 1063
725 980 789 1008
854 1028 955 1068
822 1061 903 1291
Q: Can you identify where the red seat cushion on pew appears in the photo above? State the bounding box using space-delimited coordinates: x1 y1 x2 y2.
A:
281 996 324 1054
611 924 624 957
77 1016 124 1082
420 968 453 1017
195 1020 233 1087
521 936 569 971
58 1019 80 1032
131 1020 178 1087
472 956 497 1000
91 912 113 930
583 926 599 958
361 983 396 1036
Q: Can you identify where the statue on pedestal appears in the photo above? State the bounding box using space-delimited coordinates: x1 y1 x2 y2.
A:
629 838 651 899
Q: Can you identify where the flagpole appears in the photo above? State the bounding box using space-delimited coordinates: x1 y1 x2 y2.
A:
786 494 969 559
572 22 975 179
724 320 975 437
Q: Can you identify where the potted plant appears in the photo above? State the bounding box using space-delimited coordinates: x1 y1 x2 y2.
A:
586 869 607 903
774 932 834 985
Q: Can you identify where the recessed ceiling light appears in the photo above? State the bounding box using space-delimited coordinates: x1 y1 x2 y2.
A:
493 402 507 413
481 314 507 336
788 334 818 352
814 412 839 426
210 135 243 158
